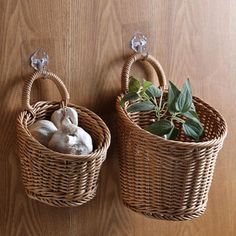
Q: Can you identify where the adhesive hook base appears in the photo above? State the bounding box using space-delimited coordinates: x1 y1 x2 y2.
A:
30 48 49 71
130 32 148 53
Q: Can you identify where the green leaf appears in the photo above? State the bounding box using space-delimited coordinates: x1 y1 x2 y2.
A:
146 85 162 98
175 79 192 113
145 120 173 136
123 92 139 102
129 76 141 92
120 99 125 108
120 92 140 108
168 81 180 113
166 126 179 140
127 101 155 113
182 109 200 123
183 118 204 141
143 80 152 90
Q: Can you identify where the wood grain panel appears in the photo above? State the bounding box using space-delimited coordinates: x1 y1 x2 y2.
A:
0 0 235 235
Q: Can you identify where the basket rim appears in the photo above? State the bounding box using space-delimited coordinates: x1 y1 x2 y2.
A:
116 94 228 148
17 101 111 162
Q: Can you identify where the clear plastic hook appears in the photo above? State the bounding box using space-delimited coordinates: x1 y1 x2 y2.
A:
130 32 148 53
30 48 49 72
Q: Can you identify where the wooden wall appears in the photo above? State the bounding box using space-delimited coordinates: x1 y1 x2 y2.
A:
0 0 235 235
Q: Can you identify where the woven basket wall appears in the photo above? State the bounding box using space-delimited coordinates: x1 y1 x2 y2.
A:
16 71 111 207
116 53 227 220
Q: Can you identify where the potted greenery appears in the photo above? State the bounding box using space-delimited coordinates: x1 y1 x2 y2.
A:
121 77 204 141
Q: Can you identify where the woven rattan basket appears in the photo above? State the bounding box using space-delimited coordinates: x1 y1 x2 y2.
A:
116 53 227 220
16 71 111 207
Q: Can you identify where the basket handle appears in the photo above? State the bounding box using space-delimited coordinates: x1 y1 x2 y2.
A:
22 71 70 113
121 53 167 93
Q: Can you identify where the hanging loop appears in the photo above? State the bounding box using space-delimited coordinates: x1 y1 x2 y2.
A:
121 53 167 93
22 71 70 113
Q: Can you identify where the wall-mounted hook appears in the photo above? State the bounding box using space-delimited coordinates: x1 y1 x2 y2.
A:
130 32 148 53
30 48 49 72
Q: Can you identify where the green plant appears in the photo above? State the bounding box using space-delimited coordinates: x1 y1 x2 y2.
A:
120 76 204 141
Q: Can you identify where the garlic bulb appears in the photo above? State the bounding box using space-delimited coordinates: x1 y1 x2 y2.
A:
51 107 78 129
29 120 57 147
30 107 93 155
48 123 93 155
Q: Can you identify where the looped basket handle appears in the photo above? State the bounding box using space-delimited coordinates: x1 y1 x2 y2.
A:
22 71 70 112
121 53 167 93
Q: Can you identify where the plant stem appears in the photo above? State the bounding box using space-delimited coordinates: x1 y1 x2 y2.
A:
159 90 163 108
171 115 185 124
155 90 163 121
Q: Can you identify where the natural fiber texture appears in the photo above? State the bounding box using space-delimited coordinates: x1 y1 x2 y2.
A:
116 53 227 220
22 71 70 112
121 53 167 92
16 71 111 207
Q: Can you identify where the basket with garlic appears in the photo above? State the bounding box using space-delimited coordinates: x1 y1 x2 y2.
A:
16 52 110 207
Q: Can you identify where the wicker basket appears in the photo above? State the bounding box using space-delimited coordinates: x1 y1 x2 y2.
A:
16 71 111 207
116 53 227 220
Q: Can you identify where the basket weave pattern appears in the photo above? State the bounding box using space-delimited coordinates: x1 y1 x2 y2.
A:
16 71 111 207
116 53 227 220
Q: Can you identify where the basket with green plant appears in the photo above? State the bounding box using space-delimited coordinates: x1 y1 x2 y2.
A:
116 53 227 220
